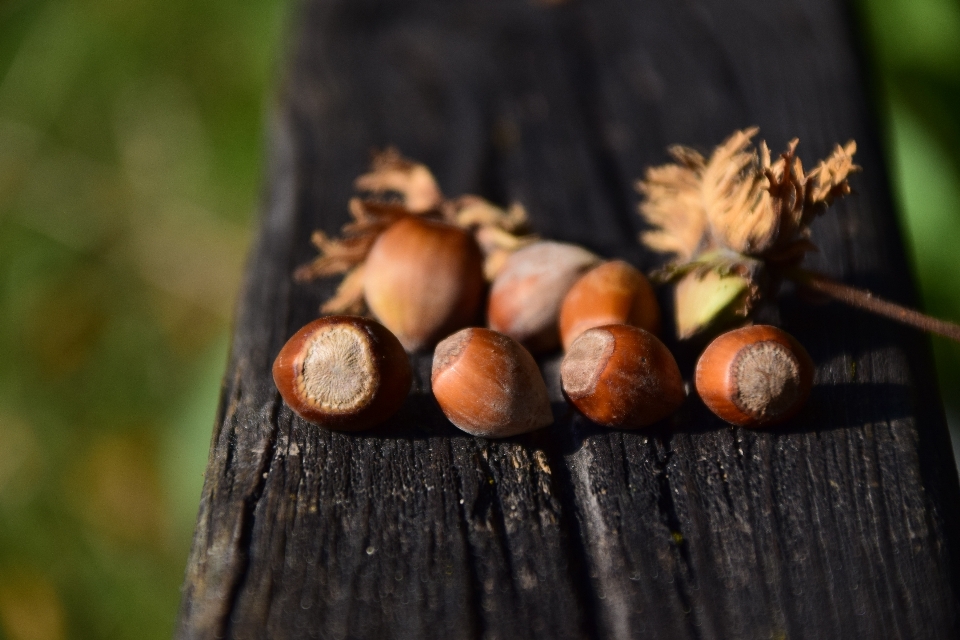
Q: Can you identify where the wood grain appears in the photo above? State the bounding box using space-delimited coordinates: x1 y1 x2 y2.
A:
177 0 960 637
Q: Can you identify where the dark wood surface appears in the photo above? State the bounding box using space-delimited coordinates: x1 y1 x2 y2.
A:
177 0 960 637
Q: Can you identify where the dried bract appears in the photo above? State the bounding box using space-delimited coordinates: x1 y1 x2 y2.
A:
443 195 537 280
638 146 708 263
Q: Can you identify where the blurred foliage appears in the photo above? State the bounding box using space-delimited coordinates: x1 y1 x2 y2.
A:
855 0 960 438
0 0 959 637
0 0 290 637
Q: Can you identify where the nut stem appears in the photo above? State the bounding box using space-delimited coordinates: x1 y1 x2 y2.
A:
787 268 960 343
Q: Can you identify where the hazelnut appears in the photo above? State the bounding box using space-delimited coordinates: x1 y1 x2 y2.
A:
487 241 600 353
273 316 412 431
559 260 660 351
560 325 684 428
431 328 553 438
364 216 485 352
695 325 814 427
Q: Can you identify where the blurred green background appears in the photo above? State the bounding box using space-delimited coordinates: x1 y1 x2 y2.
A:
0 0 958 638
856 0 960 442
0 0 291 637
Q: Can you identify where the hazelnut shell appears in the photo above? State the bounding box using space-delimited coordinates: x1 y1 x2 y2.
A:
694 324 814 427
560 324 684 428
487 241 600 353
273 316 412 431
559 260 660 351
364 216 485 352
432 328 553 438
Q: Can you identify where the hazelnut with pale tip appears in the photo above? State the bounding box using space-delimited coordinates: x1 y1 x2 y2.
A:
694 324 813 427
431 328 553 438
561 324 684 429
273 316 412 431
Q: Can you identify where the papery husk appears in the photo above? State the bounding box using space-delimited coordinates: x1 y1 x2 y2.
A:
294 199 409 282
354 147 443 213
693 130 859 260
637 146 708 262
320 263 367 315
700 127 780 255
293 199 408 315
639 129 858 266
638 128 859 338
445 196 537 280
446 195 529 234
297 150 537 314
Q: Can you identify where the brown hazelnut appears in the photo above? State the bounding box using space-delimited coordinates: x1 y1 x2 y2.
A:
559 260 660 351
561 324 684 428
273 316 412 431
695 325 814 427
487 241 600 353
364 216 485 352
431 328 553 438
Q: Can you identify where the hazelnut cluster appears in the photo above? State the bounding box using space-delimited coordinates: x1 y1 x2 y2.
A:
274 150 819 436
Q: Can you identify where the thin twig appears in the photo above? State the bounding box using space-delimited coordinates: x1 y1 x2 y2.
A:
786 268 960 343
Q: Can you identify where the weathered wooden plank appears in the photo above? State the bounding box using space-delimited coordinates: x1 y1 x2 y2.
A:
178 0 960 638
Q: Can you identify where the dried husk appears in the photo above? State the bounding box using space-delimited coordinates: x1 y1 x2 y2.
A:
353 147 443 213
637 128 859 338
296 149 535 314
